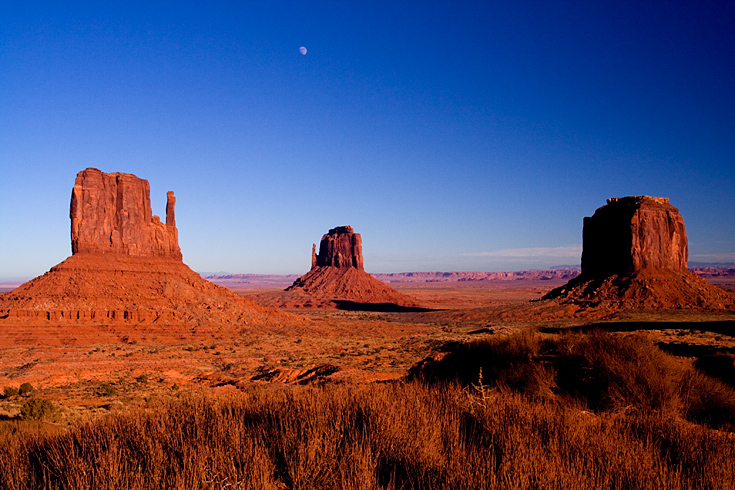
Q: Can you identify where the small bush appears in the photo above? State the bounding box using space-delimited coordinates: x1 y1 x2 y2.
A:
19 398 54 421
557 331 686 414
2 387 19 398
135 374 148 384
98 383 117 397
683 370 735 430
18 383 33 396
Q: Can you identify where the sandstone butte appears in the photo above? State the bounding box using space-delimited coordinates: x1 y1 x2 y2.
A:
280 226 424 309
543 196 735 310
0 168 295 343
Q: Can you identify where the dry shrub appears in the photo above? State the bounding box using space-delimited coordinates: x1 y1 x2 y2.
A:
682 370 735 430
1 331 734 489
415 329 735 429
555 331 686 414
412 329 555 397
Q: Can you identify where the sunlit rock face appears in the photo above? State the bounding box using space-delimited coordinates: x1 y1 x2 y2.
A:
581 196 688 279
70 167 182 260
0 167 296 328
313 226 364 271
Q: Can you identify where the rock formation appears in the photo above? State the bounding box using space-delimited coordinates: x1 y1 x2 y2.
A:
543 196 734 310
581 196 687 278
70 168 181 259
0 168 295 334
273 226 423 310
313 226 364 270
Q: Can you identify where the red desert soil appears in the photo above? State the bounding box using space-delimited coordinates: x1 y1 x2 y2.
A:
2 276 733 424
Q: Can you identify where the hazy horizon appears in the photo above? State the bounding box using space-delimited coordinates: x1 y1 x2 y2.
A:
2 2 734 278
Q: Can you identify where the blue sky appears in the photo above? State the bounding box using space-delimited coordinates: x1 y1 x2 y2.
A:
1 1 734 278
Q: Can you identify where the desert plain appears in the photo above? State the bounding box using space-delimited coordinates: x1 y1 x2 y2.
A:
1 273 734 424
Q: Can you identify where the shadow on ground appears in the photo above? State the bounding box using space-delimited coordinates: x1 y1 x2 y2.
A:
333 300 436 313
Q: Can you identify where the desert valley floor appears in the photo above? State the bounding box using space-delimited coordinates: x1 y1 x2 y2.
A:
2 275 734 424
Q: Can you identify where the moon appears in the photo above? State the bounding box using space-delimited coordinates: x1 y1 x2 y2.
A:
299 46 307 55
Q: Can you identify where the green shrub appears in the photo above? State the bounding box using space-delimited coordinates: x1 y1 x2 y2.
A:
18 383 33 396
2 387 19 398
19 398 54 421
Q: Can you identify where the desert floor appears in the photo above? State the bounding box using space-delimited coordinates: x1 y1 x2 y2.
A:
1 278 734 425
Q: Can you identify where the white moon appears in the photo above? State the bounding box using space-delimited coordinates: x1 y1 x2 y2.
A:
299 46 307 55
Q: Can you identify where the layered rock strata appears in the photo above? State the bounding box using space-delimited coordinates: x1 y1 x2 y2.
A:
581 196 687 278
543 196 734 310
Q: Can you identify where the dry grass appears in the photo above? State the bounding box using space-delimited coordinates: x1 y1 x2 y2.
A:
414 330 735 430
0 382 733 489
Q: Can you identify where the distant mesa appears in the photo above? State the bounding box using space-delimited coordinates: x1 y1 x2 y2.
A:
543 196 734 310
0 168 294 336
273 226 425 311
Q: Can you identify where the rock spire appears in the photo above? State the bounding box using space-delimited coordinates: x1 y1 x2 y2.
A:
1 167 296 329
279 225 423 310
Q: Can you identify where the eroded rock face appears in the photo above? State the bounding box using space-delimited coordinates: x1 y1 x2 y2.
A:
70 168 182 260
581 196 688 279
314 226 364 271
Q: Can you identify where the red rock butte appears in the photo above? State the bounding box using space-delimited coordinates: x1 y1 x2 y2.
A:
312 226 364 270
543 196 734 310
280 226 423 309
70 168 182 259
581 196 687 278
0 168 295 340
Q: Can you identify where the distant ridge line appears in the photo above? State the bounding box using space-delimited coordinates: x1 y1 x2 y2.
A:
199 267 735 288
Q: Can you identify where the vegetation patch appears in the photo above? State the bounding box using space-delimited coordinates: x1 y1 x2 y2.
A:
19 398 54 421
411 330 735 430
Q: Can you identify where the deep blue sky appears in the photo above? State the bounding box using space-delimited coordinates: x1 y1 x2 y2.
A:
2 1 734 278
